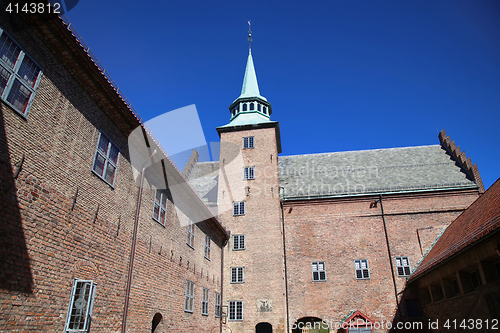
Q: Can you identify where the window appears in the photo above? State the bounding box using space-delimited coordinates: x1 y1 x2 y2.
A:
202 288 209 316
469 270 481 290
243 166 255 180
233 235 245 251
257 104 261 111
312 261 326 281
64 279 96 333
92 131 120 186
152 189 167 226
250 102 254 110
452 279 460 295
231 267 244 283
242 103 247 111
215 292 221 317
228 300 243 321
355 259 370 279
184 280 194 313
243 136 254 149
186 221 195 248
395 256 411 277
233 201 245 216
0 28 43 117
204 235 211 260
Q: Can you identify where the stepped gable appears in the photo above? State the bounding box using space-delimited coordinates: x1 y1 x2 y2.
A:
439 129 485 193
279 142 479 200
410 178 500 281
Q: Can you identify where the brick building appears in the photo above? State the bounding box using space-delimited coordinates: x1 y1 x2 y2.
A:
0 6 228 333
187 41 485 332
402 178 500 332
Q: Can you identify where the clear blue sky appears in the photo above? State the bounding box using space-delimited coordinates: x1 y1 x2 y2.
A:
65 0 500 190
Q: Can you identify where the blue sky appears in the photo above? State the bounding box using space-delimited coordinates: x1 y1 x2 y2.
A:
65 0 500 189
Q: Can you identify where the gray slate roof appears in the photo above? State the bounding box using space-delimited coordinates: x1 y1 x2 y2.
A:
188 161 219 206
278 145 477 199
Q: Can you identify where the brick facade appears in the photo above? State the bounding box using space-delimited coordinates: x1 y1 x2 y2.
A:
0 9 228 333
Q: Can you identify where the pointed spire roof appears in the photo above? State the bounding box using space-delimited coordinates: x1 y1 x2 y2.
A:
237 50 267 101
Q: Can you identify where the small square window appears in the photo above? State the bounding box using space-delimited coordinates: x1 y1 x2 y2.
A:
202 288 209 316
0 28 43 117
231 267 244 283
92 131 120 186
228 300 243 321
243 166 255 180
184 280 194 313
312 261 326 281
64 279 96 333
233 201 245 216
395 256 411 277
204 235 211 260
355 259 370 279
186 221 195 248
152 189 168 226
243 136 254 149
233 235 245 251
215 292 221 317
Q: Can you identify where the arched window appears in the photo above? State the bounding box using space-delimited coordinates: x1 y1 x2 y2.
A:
242 103 248 111
263 106 267 114
152 313 163 333
257 104 261 111
250 103 255 110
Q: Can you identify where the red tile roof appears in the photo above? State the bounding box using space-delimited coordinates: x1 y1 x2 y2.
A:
409 178 500 281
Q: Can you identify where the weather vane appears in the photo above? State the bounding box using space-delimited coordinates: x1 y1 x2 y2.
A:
248 20 252 50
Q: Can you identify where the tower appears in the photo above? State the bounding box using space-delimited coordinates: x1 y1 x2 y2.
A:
216 30 286 333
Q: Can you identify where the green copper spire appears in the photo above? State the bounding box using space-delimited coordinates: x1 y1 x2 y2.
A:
219 24 273 128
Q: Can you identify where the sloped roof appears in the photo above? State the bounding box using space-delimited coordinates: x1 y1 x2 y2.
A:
409 178 500 281
278 145 477 200
188 161 219 206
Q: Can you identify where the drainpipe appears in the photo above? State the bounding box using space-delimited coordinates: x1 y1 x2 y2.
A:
280 188 290 333
379 194 403 323
122 150 156 333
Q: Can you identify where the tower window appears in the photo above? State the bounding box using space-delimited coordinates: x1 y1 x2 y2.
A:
233 235 245 250
257 104 261 111
228 300 243 321
243 136 254 149
0 28 43 117
395 256 411 277
233 201 245 216
263 106 267 114
243 167 255 180
250 102 254 110
231 267 244 283
242 103 247 111
354 259 370 279
312 261 326 281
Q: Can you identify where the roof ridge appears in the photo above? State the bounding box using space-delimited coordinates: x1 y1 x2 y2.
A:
279 144 441 158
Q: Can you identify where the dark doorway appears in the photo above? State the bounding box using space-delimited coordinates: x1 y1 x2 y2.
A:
256 322 273 333
152 313 163 333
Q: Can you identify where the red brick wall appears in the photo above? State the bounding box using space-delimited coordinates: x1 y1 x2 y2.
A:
283 190 478 332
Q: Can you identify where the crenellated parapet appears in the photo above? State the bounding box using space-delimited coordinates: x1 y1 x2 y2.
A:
439 129 485 193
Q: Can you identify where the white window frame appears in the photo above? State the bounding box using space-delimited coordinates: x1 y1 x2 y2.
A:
215 292 221 317
312 261 326 281
92 131 120 187
204 235 211 260
64 279 96 333
184 280 194 313
231 267 244 283
186 221 195 248
0 27 43 117
243 136 254 149
202 287 209 316
243 166 255 180
233 201 245 216
355 259 370 279
233 235 245 251
395 256 411 277
228 300 243 321
152 189 168 226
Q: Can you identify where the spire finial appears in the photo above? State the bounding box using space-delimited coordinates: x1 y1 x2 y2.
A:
248 20 252 50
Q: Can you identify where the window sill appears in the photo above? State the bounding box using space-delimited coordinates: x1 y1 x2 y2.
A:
91 170 116 189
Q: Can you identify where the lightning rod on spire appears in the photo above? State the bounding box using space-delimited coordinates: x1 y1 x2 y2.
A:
248 20 252 50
